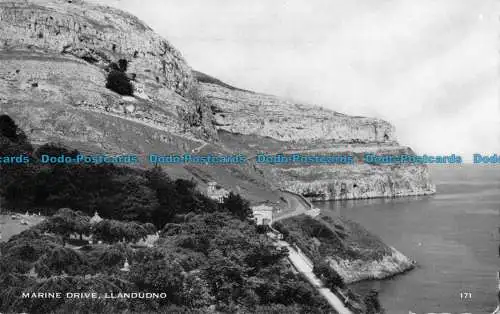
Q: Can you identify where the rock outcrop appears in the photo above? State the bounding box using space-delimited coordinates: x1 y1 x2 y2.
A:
0 0 218 147
261 146 436 201
0 0 193 95
201 82 394 144
198 75 435 201
328 246 415 284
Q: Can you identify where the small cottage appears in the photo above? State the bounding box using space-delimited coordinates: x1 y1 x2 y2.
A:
251 204 273 226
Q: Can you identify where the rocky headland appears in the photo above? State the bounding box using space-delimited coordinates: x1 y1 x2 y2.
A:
274 214 416 284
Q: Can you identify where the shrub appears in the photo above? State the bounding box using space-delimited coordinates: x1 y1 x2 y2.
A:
313 260 345 289
118 59 128 72
106 70 133 96
364 289 384 314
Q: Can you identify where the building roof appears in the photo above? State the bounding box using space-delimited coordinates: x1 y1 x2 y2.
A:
251 204 273 212
90 211 103 224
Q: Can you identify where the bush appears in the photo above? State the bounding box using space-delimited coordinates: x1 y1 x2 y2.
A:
106 70 133 96
364 289 384 314
313 260 345 289
118 59 128 72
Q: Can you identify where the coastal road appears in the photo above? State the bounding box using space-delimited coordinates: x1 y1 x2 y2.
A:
272 193 352 314
274 190 311 222
276 240 352 314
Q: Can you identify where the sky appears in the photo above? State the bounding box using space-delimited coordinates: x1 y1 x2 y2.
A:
95 0 499 159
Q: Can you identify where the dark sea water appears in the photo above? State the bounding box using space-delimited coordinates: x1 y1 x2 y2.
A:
317 165 499 314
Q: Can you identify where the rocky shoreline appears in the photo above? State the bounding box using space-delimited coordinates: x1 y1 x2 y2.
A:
326 246 416 284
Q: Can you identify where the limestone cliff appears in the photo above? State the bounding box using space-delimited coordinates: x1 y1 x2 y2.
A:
0 0 219 145
200 82 394 144
0 0 193 95
197 74 435 201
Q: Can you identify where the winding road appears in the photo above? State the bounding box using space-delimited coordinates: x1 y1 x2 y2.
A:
275 239 352 314
274 190 312 222
272 191 353 314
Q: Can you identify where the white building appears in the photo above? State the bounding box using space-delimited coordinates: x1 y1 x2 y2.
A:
251 204 274 226
90 211 103 224
207 181 229 203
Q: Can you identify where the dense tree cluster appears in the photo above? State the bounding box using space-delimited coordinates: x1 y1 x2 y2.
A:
0 212 334 313
35 208 156 246
36 208 91 245
0 116 339 313
0 147 251 230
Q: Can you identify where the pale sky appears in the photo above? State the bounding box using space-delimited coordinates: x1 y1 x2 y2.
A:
95 0 499 159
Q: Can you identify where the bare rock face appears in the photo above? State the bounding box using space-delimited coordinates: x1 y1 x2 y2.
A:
328 246 415 284
0 0 218 147
0 50 213 150
257 146 436 201
199 80 435 201
0 0 193 95
273 163 436 201
200 82 394 144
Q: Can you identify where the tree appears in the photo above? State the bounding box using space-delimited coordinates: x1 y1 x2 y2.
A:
0 115 26 144
38 208 91 245
35 247 89 277
106 70 133 95
220 192 252 220
2 229 62 263
364 289 384 314
181 272 213 308
128 258 185 305
91 219 151 244
118 59 128 72
313 260 345 289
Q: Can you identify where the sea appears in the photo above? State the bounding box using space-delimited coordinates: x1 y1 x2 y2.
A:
318 164 499 314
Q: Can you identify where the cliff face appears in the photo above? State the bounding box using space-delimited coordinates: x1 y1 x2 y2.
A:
201 82 394 144
199 77 435 201
0 0 193 95
269 163 435 201
326 246 415 284
0 0 219 147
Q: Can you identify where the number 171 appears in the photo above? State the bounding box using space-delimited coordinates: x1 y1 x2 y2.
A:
460 292 472 299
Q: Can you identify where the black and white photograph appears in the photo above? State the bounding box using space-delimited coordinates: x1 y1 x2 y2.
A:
0 0 498 313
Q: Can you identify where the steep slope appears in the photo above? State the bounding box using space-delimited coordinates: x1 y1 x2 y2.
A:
0 0 435 205
200 82 394 144
198 75 436 201
0 0 192 95
0 0 280 205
